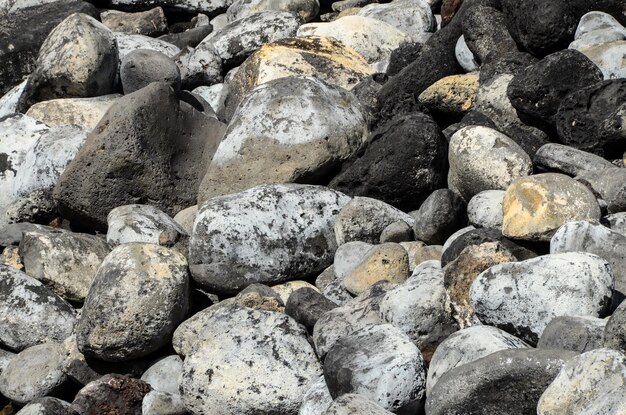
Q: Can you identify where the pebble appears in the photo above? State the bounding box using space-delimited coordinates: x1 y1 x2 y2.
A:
402 243 442 270
538 315 607 353
467 190 505 229
470 252 614 344
455 35 478 72
605 212 626 236
0 80 27 118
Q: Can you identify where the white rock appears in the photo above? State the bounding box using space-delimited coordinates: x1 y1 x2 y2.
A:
455 35 478 72
107 204 187 247
192 84 225 113
227 0 320 23
0 80 27 118
299 376 333 415
577 41 626 80
141 355 183 395
467 190 505 230
115 33 181 60
333 241 373 280
357 0 435 43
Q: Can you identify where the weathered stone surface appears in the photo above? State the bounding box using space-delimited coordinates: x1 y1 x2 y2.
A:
471 252 614 344
538 315 607 353
108 0 236 15
502 173 602 241
285 287 337 332
176 44 223 89
20 231 110 302
322 394 394 415
101 8 168 36
198 76 367 201
180 307 322 415
0 80 27 118
418 73 479 115
77 244 190 361
324 324 426 414
357 0 435 43
142 391 186 415
120 49 181 94
70 374 151 415
141 355 183 395
604 300 626 354
25 95 119 129
191 184 350 294
461 5 517 63
299 376 332 415
14 397 74 415
343 243 410 295
577 168 626 214
106 204 187 247
467 190 505 230
115 33 181 60
412 189 467 245
534 143 616 176
0 265 75 351
227 0 319 22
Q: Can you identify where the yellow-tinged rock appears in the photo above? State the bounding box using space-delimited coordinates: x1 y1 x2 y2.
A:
418 73 479 114
344 243 410 295
502 173 601 241
271 280 320 304
25 95 120 129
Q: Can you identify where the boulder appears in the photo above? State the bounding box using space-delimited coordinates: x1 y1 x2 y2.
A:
25 95 119 129
101 8 168 36
70 374 151 415
106 204 187 247
538 315 607 353
120 49 181 94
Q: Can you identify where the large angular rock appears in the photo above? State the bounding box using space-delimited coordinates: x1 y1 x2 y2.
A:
198 76 367 201
76 244 191 361
53 82 225 231
0 265 75 351
190 184 350 294
18 13 119 111
470 252 614 344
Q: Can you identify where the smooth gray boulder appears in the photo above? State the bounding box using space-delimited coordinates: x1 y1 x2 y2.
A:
141 355 183 395
120 49 181 94
577 168 626 214
534 143 616 176
538 315 607 353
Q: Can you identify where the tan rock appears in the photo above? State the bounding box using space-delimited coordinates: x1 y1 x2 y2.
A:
101 8 167 36
271 280 319 304
410 245 443 269
399 241 427 270
443 242 516 328
418 73 479 114
0 246 23 271
26 95 120 129
502 173 602 241
234 292 285 313
344 243 410 295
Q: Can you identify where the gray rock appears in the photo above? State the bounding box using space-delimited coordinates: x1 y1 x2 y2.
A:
142 391 186 415
180 307 322 415
537 348 626 415
324 324 426 414
0 342 68 405
0 80 27 118
286 287 338 332
120 49 181 94
577 168 626 214
172 205 197 235
604 300 626 354
455 35 478 72
379 221 413 243
604 212 626 236
198 76 367 201
53 82 225 231
462 5 518 63
0 348 14 375
227 0 319 22
322 394 394 415
573 12 626 47
25 95 120 130
14 397 74 415
0 223 65 248
426 348 578 415
441 225 475 255
412 189 467 245
190 184 350 294
470 252 614 344
343 243 409 295
579 385 626 415
467 190 505 229
299 376 332 415
320 276 353 306
448 126 532 201
534 143 616 176
159 25 214 50
141 355 183 395
576 40 626 80
76 244 191 361
335 197 415 246
107 204 187 248
20 230 110 302
0 265 75 351
70 374 152 415
426 325 530 395
115 33 181 60
551 221 626 307
191 84 224 113
18 13 118 111
176 44 223 89
101 8 168 36
109 0 236 15
379 261 458 360
357 0 435 43
538 315 607 353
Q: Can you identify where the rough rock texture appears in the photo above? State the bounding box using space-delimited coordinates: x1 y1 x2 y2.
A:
322 394 394 415
70 374 151 415
604 300 626 354
14 397 74 415
190 184 350 294
412 189 467 245
106 204 187 247
577 168 626 214
285 287 337 332
467 190 505 229
418 73 479 116
101 8 168 36
25 95 120 129
343 243 410 295
534 143 616 176
538 316 607 353
227 0 320 22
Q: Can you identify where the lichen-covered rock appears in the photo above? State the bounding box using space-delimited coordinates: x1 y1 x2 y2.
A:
190 184 350 294
106 204 187 247
343 243 410 295
299 376 333 415
357 0 435 43
76 244 191 361
467 190 505 230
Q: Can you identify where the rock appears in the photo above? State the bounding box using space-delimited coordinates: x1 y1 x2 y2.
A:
219 36 372 121
334 197 415 246
285 287 338 332
20 230 110 302
604 300 626 353
461 5 518 63
14 397 74 415
0 223 65 248
507 49 603 126
297 16 408 65
379 261 458 360
322 394 394 415
455 35 478 72
330 112 448 212
76 244 190 361
198 76 367 201
53 82 225 231
0 265 75 351
467 190 505 229
444 241 517 328
190 184 349 294
0 245 22 271
227 0 319 22
577 168 626 214
141 356 183 395
70 374 151 415
320 276 353 306
323 324 426 413
299 376 333 415
176 44 223 89
180 307 322 414
426 348 578 415
572 11 626 49
101 8 168 36
418 73 479 116
534 143 617 176
551 221 626 306
159 25 214 49
555 79 626 157
357 0 435 43
412 189 467 245
0 1 99 95
448 126 533 201
25 95 120 129
106 204 187 247
109 0 235 15
575 39 626 80
387 41 423 76
18 13 118 111
401 243 442 270
343 243 410 295
578 385 626 415
192 84 224 113
538 316 606 353
470 252 613 344
198 11 299 68
605 212 626 236
115 33 181 60
120 50 181 94
380 220 413 243
502 173 602 241
142 391 186 415
0 80 27 118
0 342 68 405
538 348 626 415
271 280 319 305
426 325 531 395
